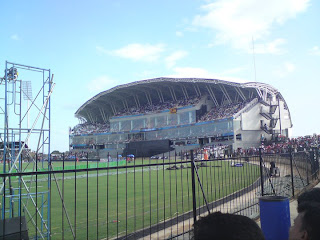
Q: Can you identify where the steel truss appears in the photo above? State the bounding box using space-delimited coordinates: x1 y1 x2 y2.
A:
0 61 55 239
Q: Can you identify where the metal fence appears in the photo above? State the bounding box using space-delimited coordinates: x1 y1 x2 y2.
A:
0 148 319 240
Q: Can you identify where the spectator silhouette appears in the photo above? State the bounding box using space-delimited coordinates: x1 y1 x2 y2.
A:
289 202 320 240
193 211 265 240
297 188 320 206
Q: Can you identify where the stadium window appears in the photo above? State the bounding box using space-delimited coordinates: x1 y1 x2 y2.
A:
97 144 104 149
236 134 242 140
228 134 234 140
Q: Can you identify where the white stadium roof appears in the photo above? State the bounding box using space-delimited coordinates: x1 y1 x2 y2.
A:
75 77 287 123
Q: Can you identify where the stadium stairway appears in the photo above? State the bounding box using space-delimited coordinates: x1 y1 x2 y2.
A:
260 112 272 120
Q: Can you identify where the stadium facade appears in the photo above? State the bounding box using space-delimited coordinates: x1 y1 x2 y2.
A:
69 78 292 158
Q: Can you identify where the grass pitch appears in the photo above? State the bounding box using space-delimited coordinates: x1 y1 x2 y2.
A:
2 159 260 239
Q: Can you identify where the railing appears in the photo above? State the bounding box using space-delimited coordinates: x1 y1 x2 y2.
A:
0 148 319 239
233 98 258 119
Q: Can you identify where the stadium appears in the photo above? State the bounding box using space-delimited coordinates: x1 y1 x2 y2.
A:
1 63 318 240
70 77 293 158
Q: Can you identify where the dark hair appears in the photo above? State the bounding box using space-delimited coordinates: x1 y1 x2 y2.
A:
193 212 265 240
297 188 320 205
297 202 320 240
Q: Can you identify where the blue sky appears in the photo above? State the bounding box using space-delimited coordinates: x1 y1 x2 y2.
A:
1 0 319 152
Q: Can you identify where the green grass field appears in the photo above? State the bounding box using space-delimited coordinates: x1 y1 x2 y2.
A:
2 159 260 239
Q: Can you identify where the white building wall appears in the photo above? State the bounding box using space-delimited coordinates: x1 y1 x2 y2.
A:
232 99 292 149
241 103 263 130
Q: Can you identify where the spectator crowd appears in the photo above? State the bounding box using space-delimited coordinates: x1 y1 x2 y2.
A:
71 122 110 135
191 134 320 160
114 96 201 117
71 98 252 136
199 99 251 122
234 134 320 156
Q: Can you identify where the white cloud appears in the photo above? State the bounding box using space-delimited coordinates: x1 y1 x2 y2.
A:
176 31 183 37
254 38 287 54
285 62 295 72
167 67 248 83
309 46 320 56
165 51 188 68
167 67 213 78
273 62 295 77
87 76 116 94
111 43 165 62
193 0 309 51
10 34 19 41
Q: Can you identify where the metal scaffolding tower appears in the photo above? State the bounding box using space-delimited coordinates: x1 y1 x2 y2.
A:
0 61 55 239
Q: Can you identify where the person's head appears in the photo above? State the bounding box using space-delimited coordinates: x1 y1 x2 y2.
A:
193 211 265 240
289 202 320 240
297 188 320 206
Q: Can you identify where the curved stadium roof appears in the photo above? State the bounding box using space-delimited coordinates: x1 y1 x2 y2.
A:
75 77 287 123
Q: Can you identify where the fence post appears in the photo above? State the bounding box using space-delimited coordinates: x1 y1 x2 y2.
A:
190 150 197 224
259 148 264 196
306 151 310 185
289 147 295 197
312 147 319 180
311 148 316 181
318 146 320 180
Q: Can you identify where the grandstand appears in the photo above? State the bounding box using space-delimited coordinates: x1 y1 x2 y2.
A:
70 78 292 158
